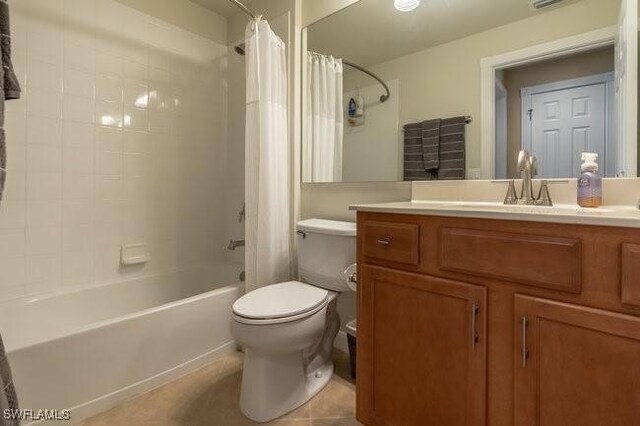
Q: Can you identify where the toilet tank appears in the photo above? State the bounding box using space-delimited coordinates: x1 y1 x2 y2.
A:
297 219 356 293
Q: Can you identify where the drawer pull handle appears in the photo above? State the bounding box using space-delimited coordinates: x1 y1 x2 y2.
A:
471 303 479 349
522 316 529 367
377 238 392 246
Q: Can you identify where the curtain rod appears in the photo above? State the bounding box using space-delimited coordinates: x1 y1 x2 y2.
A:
342 60 390 103
309 52 390 103
229 0 260 20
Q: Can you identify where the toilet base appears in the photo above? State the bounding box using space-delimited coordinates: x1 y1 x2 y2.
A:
239 350 334 423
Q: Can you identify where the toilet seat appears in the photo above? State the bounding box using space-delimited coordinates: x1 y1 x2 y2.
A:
232 281 329 325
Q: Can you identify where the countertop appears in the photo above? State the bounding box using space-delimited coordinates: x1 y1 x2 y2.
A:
349 201 640 228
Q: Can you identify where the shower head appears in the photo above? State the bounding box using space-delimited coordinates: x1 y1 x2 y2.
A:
234 44 245 56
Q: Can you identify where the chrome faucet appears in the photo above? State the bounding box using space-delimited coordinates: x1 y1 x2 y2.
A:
227 239 245 250
504 150 552 206
518 150 537 205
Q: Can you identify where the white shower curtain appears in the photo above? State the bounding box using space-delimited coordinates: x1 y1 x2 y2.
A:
244 19 291 292
304 52 344 183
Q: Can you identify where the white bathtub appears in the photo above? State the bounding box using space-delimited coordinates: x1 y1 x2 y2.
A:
0 267 244 425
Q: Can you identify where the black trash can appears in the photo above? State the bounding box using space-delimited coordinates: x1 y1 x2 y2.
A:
346 320 357 378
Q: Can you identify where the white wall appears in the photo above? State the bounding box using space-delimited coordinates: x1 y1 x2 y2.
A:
0 0 233 302
342 79 401 182
333 0 619 176
114 0 228 45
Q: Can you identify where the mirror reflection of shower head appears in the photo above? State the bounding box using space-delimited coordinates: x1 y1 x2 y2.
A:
234 44 246 56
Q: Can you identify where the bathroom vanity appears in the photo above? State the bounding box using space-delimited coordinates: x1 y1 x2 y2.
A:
352 203 640 426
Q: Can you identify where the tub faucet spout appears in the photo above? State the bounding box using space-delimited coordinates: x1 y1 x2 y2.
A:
227 239 245 251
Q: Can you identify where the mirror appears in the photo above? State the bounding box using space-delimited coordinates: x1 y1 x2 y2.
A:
302 0 636 183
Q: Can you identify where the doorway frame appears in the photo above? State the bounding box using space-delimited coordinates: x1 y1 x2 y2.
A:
480 26 616 179
520 72 615 177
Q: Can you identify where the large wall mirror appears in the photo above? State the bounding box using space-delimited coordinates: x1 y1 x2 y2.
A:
301 0 637 183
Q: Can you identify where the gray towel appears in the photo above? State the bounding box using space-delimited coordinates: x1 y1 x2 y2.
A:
0 334 18 426
403 122 436 181
0 0 21 205
437 116 466 180
421 119 441 171
0 2 21 425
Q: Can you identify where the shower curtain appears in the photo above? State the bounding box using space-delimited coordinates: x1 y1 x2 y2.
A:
304 52 344 183
244 19 291 292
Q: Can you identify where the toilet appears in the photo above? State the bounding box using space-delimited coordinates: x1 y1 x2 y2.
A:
231 218 356 423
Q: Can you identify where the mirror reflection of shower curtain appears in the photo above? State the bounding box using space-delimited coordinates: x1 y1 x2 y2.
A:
244 19 291 292
304 52 344 182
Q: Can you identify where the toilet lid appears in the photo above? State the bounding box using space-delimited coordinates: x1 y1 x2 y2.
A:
232 281 329 320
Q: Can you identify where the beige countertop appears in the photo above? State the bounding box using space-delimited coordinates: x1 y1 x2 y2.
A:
349 201 640 228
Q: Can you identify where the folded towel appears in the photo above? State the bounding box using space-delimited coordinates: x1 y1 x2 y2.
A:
403 122 435 181
0 3 21 424
0 0 20 100
0 334 19 426
421 119 441 171
437 116 466 180
0 0 20 206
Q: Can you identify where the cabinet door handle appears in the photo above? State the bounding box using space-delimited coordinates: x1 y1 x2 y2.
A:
377 238 392 246
471 303 479 349
521 316 529 367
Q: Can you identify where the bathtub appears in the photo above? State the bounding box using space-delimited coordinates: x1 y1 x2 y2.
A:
0 266 244 425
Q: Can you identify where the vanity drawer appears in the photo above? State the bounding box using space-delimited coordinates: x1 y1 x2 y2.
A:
362 221 420 265
440 228 582 293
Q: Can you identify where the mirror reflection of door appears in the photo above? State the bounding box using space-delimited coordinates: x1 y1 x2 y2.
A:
521 73 614 178
498 46 616 179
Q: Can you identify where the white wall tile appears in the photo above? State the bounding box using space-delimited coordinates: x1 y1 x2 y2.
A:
26 227 62 255
27 57 63 92
96 101 123 128
62 173 93 200
63 94 95 123
27 117 62 146
27 200 62 228
64 68 95 98
63 122 94 148
0 201 26 229
1 0 231 302
27 89 62 119
96 75 124 104
27 172 62 200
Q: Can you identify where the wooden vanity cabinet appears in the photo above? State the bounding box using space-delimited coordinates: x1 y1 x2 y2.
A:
356 212 640 426
357 265 487 426
514 295 640 426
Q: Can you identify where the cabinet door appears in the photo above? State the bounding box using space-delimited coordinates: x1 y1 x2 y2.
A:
357 265 487 426
515 295 640 426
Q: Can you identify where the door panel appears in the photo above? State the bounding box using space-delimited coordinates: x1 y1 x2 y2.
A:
357 265 486 426
530 83 606 178
515 295 640 426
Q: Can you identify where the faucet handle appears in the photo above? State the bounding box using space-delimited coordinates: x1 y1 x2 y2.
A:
504 180 519 205
530 156 538 178
536 180 553 206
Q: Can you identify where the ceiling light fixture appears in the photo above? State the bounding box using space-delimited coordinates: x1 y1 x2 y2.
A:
394 0 421 12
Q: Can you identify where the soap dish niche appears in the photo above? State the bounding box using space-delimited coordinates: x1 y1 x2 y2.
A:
121 243 150 266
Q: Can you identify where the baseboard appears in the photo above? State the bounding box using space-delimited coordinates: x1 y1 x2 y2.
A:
31 341 239 426
334 330 349 354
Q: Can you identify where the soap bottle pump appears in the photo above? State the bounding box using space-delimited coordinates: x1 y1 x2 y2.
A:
577 152 602 208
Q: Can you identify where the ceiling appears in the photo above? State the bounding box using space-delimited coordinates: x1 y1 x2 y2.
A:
307 0 587 67
189 0 255 18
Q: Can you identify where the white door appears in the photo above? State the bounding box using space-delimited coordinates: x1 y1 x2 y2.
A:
615 0 638 177
526 83 606 178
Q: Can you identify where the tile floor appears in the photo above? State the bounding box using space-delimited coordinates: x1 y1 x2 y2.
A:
78 349 361 426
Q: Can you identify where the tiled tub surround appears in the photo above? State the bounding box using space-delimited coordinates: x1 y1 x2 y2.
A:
0 0 234 302
0 1 246 423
